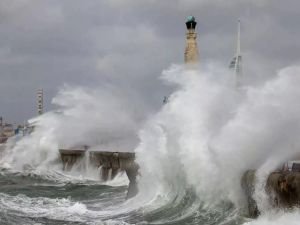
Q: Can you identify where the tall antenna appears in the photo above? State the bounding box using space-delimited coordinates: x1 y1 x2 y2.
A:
37 89 44 115
229 20 243 87
237 19 241 56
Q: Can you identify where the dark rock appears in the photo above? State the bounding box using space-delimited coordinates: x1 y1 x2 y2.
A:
266 172 300 208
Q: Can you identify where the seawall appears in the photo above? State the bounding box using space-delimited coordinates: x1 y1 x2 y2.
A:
59 149 138 199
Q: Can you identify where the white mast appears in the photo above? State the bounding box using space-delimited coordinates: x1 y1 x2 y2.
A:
229 20 243 87
235 20 242 87
236 20 241 57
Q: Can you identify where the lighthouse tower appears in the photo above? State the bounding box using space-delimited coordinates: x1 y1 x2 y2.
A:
184 16 199 64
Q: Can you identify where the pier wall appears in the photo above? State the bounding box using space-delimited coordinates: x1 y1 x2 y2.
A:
59 149 86 170
59 149 138 198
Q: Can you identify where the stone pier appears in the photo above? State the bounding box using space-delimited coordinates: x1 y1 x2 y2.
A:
59 149 139 199
59 149 86 170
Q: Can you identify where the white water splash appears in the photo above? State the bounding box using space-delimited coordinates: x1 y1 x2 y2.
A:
136 64 300 207
244 209 300 225
0 85 146 171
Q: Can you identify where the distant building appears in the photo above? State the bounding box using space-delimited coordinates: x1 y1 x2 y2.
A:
0 121 15 143
3 123 14 137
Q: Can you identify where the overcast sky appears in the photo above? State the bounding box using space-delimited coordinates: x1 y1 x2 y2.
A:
0 0 299 124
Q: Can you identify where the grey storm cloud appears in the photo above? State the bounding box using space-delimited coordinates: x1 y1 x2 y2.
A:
0 0 299 123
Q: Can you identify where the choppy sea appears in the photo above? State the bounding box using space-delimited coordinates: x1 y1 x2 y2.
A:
0 167 248 225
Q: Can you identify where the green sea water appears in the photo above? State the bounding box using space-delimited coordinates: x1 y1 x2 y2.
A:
0 168 249 225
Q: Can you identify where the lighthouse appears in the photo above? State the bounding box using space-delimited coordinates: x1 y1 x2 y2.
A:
184 16 199 64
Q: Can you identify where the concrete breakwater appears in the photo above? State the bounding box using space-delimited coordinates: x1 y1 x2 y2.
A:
241 170 259 218
242 170 300 217
59 149 138 199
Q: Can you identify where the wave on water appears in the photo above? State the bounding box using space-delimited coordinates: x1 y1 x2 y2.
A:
1 63 300 224
244 210 300 225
